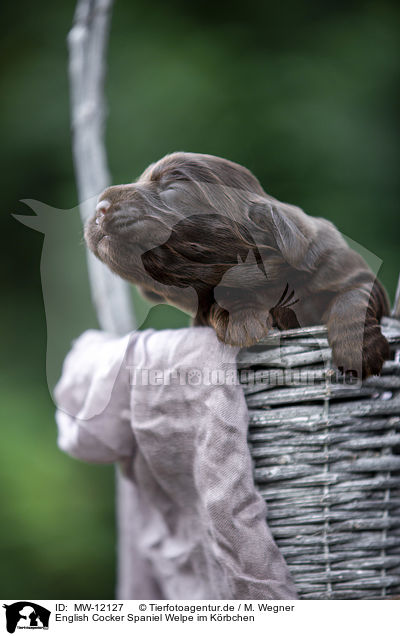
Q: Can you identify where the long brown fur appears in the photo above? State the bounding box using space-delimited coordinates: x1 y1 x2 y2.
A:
85 151 390 379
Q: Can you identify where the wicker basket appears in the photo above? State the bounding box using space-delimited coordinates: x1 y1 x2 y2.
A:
239 316 400 599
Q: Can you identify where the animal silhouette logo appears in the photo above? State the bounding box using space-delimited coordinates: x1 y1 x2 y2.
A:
2 602 50 633
15 196 383 406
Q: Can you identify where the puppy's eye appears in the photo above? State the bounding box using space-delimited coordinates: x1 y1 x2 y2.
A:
160 186 180 207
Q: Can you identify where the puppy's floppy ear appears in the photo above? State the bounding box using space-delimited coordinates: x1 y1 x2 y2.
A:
248 201 318 271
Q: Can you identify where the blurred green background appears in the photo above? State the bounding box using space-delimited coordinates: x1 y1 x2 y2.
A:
1 0 399 598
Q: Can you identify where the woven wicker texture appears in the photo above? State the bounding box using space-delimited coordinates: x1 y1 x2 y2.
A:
240 316 400 599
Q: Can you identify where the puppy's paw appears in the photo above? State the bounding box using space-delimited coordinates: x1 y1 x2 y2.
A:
361 324 390 378
210 305 272 347
330 323 389 380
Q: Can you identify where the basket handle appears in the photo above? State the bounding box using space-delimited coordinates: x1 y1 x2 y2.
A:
392 272 400 319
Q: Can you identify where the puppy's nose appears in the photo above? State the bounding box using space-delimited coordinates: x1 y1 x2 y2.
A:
96 199 112 215
95 199 112 225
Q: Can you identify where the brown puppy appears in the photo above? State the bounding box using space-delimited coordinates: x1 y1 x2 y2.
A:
85 151 390 378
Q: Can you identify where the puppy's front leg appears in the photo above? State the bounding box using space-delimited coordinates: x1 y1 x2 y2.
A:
324 279 389 379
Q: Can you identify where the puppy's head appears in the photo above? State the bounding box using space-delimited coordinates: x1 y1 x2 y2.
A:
85 151 315 345
85 151 265 258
